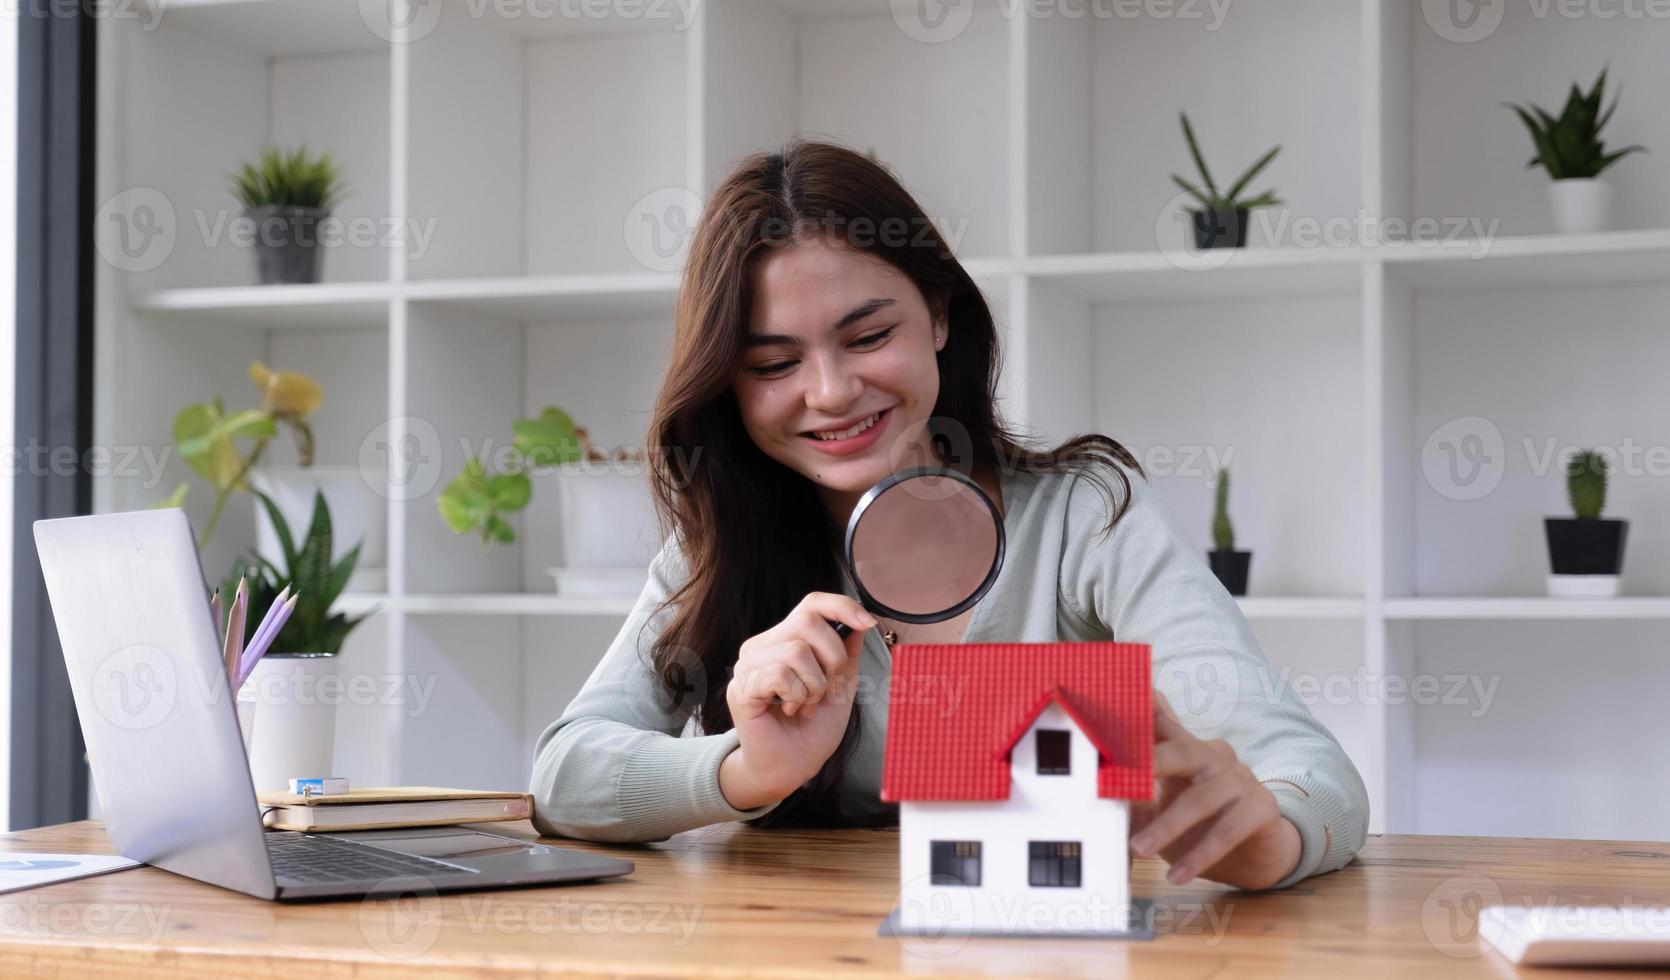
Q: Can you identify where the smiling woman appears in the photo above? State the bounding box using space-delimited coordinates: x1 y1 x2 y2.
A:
530 140 1368 892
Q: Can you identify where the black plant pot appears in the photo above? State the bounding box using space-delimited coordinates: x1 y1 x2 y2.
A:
1208 550 1252 596
248 205 327 285
1544 517 1627 575
1192 208 1250 250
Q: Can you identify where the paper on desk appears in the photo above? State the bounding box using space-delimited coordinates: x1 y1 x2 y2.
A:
0 853 140 894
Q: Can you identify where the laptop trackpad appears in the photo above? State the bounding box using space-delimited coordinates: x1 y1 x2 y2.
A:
336 828 633 880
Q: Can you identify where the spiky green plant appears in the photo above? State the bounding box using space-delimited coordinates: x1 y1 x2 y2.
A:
220 490 365 655
1566 450 1608 520
1505 68 1646 180
1171 113 1282 213
229 146 343 212
1211 468 1235 552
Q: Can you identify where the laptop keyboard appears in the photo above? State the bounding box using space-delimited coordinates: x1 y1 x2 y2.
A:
266 832 479 884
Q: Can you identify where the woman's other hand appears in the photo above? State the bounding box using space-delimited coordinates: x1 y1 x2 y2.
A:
1129 692 1302 890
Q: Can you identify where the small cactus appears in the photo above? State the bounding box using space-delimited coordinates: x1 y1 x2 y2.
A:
1566 450 1607 520
1211 468 1235 552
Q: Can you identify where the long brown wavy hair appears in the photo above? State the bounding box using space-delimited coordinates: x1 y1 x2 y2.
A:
645 138 1142 826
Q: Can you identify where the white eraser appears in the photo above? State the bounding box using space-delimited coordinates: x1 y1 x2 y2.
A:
288 777 349 796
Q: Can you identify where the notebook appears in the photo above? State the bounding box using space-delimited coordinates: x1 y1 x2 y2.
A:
257 787 534 833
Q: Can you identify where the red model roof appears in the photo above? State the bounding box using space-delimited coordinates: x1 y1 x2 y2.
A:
880 642 1152 803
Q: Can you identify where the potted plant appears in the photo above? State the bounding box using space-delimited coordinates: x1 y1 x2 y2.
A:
1545 450 1627 598
223 490 369 791
438 407 591 548
1207 468 1251 596
438 407 656 593
1170 112 1282 249
168 362 385 590
167 361 322 547
1506 68 1645 235
229 146 343 285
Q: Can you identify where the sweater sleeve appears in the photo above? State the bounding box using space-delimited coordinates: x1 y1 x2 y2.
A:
1058 467 1369 888
529 537 781 842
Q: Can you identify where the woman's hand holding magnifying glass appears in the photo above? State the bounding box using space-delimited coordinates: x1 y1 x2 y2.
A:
718 593 875 811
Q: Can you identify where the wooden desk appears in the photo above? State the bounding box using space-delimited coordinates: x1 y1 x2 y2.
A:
0 821 1664 977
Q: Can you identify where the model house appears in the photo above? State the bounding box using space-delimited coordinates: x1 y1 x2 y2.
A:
882 642 1153 936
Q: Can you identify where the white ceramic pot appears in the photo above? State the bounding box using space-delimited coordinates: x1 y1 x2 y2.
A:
1547 178 1613 235
1546 574 1621 599
556 465 661 569
241 653 340 793
249 466 387 592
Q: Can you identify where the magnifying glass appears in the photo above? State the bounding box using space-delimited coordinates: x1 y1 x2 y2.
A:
832 466 1006 640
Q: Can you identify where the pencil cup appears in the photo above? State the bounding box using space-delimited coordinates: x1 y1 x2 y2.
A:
241 652 339 793
235 688 257 752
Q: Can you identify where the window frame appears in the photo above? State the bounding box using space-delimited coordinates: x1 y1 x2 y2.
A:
1034 727 1071 775
1028 840 1083 888
929 840 983 886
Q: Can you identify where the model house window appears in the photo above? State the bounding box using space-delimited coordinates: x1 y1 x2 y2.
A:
1028 841 1082 887
929 841 982 886
1035 728 1070 775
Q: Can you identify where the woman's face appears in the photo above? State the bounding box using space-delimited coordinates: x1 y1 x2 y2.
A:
734 236 946 502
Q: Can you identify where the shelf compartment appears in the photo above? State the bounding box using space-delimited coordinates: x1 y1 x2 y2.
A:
116 8 392 291
1014 276 1366 596
1024 0 1362 257
698 0 1011 258
405 1 691 280
1401 0 1670 240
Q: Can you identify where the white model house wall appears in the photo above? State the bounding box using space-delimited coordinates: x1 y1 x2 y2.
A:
897 703 1132 935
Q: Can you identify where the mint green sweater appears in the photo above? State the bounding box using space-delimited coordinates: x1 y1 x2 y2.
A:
530 464 1369 889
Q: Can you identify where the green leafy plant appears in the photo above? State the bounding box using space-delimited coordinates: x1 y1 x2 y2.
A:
167 362 322 549
1505 68 1645 180
1211 468 1235 552
1566 450 1608 520
1171 112 1282 213
229 146 344 211
221 490 365 655
438 407 591 548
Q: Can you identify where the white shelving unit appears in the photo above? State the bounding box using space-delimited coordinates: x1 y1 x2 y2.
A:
96 0 1670 838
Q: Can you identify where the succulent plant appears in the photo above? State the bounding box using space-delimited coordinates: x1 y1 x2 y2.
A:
1211 468 1235 552
221 490 365 655
1505 68 1645 181
229 146 343 211
1566 450 1608 520
1171 112 1282 213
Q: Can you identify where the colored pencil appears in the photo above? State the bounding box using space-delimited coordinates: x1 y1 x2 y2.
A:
221 577 247 685
237 593 298 688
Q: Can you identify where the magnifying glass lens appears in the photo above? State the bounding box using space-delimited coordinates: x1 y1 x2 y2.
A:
848 473 1001 620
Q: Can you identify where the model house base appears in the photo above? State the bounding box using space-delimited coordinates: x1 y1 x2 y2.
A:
877 899 1156 941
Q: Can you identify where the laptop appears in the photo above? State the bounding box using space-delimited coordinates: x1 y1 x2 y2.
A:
33 508 633 900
